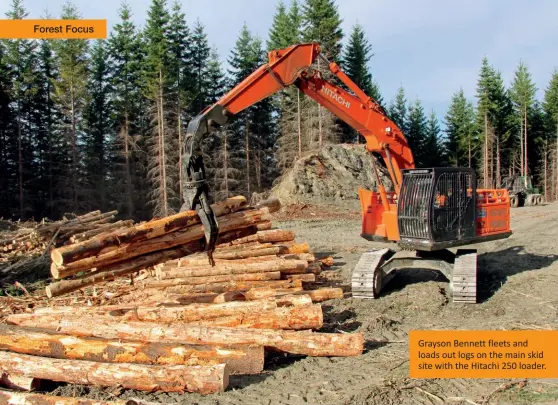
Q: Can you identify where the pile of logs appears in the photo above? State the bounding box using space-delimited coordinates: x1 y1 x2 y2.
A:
0 210 129 281
0 196 364 399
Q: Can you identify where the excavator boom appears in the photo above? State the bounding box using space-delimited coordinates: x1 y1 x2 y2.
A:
181 43 414 258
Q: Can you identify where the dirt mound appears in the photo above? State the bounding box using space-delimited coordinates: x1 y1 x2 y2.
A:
271 143 391 209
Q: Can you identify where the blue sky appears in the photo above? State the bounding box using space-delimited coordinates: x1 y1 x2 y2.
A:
2 0 557 124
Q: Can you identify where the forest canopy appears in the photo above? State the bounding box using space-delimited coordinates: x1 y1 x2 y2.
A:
1 0 557 221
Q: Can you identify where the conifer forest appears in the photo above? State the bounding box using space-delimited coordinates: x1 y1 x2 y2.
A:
1 0 558 222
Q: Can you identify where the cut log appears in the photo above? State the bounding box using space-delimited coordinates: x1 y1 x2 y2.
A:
0 325 262 375
7 315 363 357
299 262 322 275
157 258 308 279
162 278 303 295
286 273 316 282
32 299 278 321
191 304 323 330
51 208 270 279
204 245 288 260
317 255 334 267
46 227 259 298
69 220 135 243
0 373 40 391
273 242 310 254
255 221 272 231
277 287 344 302
168 254 280 267
147 271 282 288
51 197 247 267
279 253 315 262
0 351 228 393
276 294 313 307
241 287 311 301
215 241 273 251
231 229 295 245
0 390 171 405
254 196 281 213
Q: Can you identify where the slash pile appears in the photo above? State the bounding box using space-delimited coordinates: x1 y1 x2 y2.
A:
0 210 131 284
0 196 363 398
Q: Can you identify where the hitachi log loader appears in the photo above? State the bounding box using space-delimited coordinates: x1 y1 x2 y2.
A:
179 42 513 304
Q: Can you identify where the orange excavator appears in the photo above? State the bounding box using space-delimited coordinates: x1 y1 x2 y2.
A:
182 42 512 303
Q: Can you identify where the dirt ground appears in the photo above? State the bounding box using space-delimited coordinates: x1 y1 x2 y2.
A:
44 201 558 405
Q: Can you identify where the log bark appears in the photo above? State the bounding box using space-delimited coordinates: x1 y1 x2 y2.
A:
0 373 40 391
33 299 278 322
191 304 323 330
46 227 260 298
0 325 262 375
306 262 322 275
277 288 344 302
276 294 313 307
273 242 310 254
317 255 334 267
231 229 295 245
205 245 288 260
0 351 228 393
147 271 281 288
286 273 316 282
51 197 247 267
242 287 303 300
157 258 307 279
253 196 281 214
256 221 272 231
7 315 363 357
0 391 164 405
162 279 303 295
215 241 273 251
279 253 315 262
51 208 270 279
168 254 280 267
69 220 135 243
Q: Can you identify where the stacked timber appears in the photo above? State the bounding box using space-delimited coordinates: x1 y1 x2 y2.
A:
0 195 358 399
0 210 128 280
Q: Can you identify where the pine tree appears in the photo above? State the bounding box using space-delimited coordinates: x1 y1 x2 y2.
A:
510 60 537 177
4 0 38 218
424 110 444 167
205 47 226 105
33 38 58 218
444 89 477 167
388 87 408 134
83 40 112 212
227 26 276 197
406 99 428 167
51 2 90 213
340 24 382 143
301 0 343 148
187 19 210 115
476 57 498 187
143 0 177 217
107 2 145 218
301 0 343 60
543 69 558 201
267 1 291 50
0 41 15 217
166 1 191 208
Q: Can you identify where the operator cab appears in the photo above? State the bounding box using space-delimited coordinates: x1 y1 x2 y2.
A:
397 168 511 251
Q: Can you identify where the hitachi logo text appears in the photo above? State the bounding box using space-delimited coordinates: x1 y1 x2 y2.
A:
321 87 350 108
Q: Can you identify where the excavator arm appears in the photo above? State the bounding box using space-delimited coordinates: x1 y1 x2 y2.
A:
182 42 415 263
